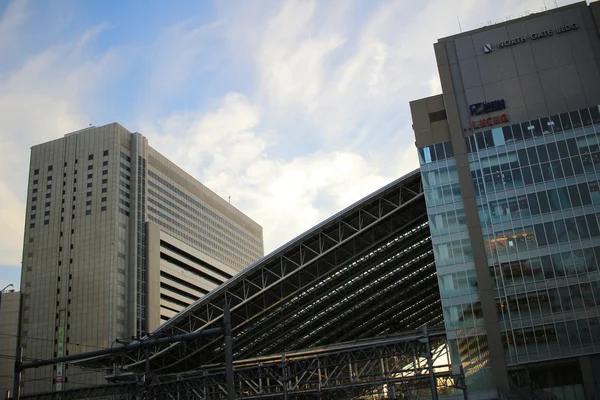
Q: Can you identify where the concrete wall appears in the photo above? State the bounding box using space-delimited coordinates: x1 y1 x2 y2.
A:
0 291 20 398
439 1 600 137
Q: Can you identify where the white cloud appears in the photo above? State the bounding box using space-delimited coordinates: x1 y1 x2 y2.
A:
143 91 412 253
0 0 578 266
0 3 121 265
0 0 29 54
140 0 552 254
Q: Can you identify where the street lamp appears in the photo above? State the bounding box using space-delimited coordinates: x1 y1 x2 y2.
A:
1 284 14 293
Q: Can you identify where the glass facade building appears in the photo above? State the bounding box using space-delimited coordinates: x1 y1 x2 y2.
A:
412 1 600 399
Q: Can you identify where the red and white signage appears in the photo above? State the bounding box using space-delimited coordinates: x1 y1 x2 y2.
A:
471 113 509 130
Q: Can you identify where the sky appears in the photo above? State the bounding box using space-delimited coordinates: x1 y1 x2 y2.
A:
0 0 580 291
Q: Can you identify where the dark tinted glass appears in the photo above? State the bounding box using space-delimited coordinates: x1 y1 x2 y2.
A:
550 115 563 132
570 111 582 128
580 108 593 127
589 106 600 124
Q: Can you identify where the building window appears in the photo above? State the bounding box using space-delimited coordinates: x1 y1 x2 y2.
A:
30 214 35 220
88 165 93 170
46 193 51 198
48 165 53 172
88 154 93 160
103 150 109 156
33 179 38 185
103 161 108 166
44 220 49 225
45 202 50 207
46 185 51 190
44 211 50 216
102 188 107 193
86 200 92 206
87 192 92 197
34 169 39 175
119 208 129 216
102 178 108 184
102 197 107 202
31 205 36 211
101 206 107 212
86 210 91 215
30 223 35 228
32 188 37 194
102 170 108 175
87 174 92 179
47 176 52 181
87 182 92 188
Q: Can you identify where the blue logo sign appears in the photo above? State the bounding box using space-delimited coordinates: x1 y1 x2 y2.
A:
469 99 506 116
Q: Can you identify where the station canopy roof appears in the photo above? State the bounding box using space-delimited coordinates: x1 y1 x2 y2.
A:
84 169 442 373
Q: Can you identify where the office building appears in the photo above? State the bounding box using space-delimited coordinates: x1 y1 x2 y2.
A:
19 123 263 393
0 289 20 399
411 1 600 398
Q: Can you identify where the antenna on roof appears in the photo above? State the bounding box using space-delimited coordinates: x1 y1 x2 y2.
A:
228 196 231 204
457 16 462 33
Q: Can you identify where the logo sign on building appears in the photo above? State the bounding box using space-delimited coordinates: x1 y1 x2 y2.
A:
469 99 506 116
472 113 509 129
483 23 578 53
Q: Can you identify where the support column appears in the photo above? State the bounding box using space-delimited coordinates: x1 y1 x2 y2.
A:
424 326 439 400
223 303 235 400
579 356 597 400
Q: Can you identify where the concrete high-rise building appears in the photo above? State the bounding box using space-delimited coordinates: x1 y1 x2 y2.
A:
19 123 263 393
411 1 600 398
0 289 20 399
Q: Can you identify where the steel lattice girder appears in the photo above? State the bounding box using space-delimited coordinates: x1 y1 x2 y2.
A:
29 331 456 400
20 382 139 400
82 169 441 374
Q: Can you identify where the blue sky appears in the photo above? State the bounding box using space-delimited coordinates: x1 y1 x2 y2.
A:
0 0 577 290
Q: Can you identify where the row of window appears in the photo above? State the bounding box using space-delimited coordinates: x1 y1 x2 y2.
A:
466 106 600 152
485 213 600 256
33 165 53 175
471 133 600 196
418 140 454 164
501 317 600 355
479 181 600 226
443 300 484 329
147 171 262 250
148 191 260 259
498 280 600 322
148 215 244 270
491 245 600 286
147 205 249 266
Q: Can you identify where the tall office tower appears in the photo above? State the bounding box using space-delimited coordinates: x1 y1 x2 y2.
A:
19 123 264 394
411 2 600 399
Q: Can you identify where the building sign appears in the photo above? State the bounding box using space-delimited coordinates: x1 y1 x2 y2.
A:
483 23 578 53
470 99 506 116
472 113 509 129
